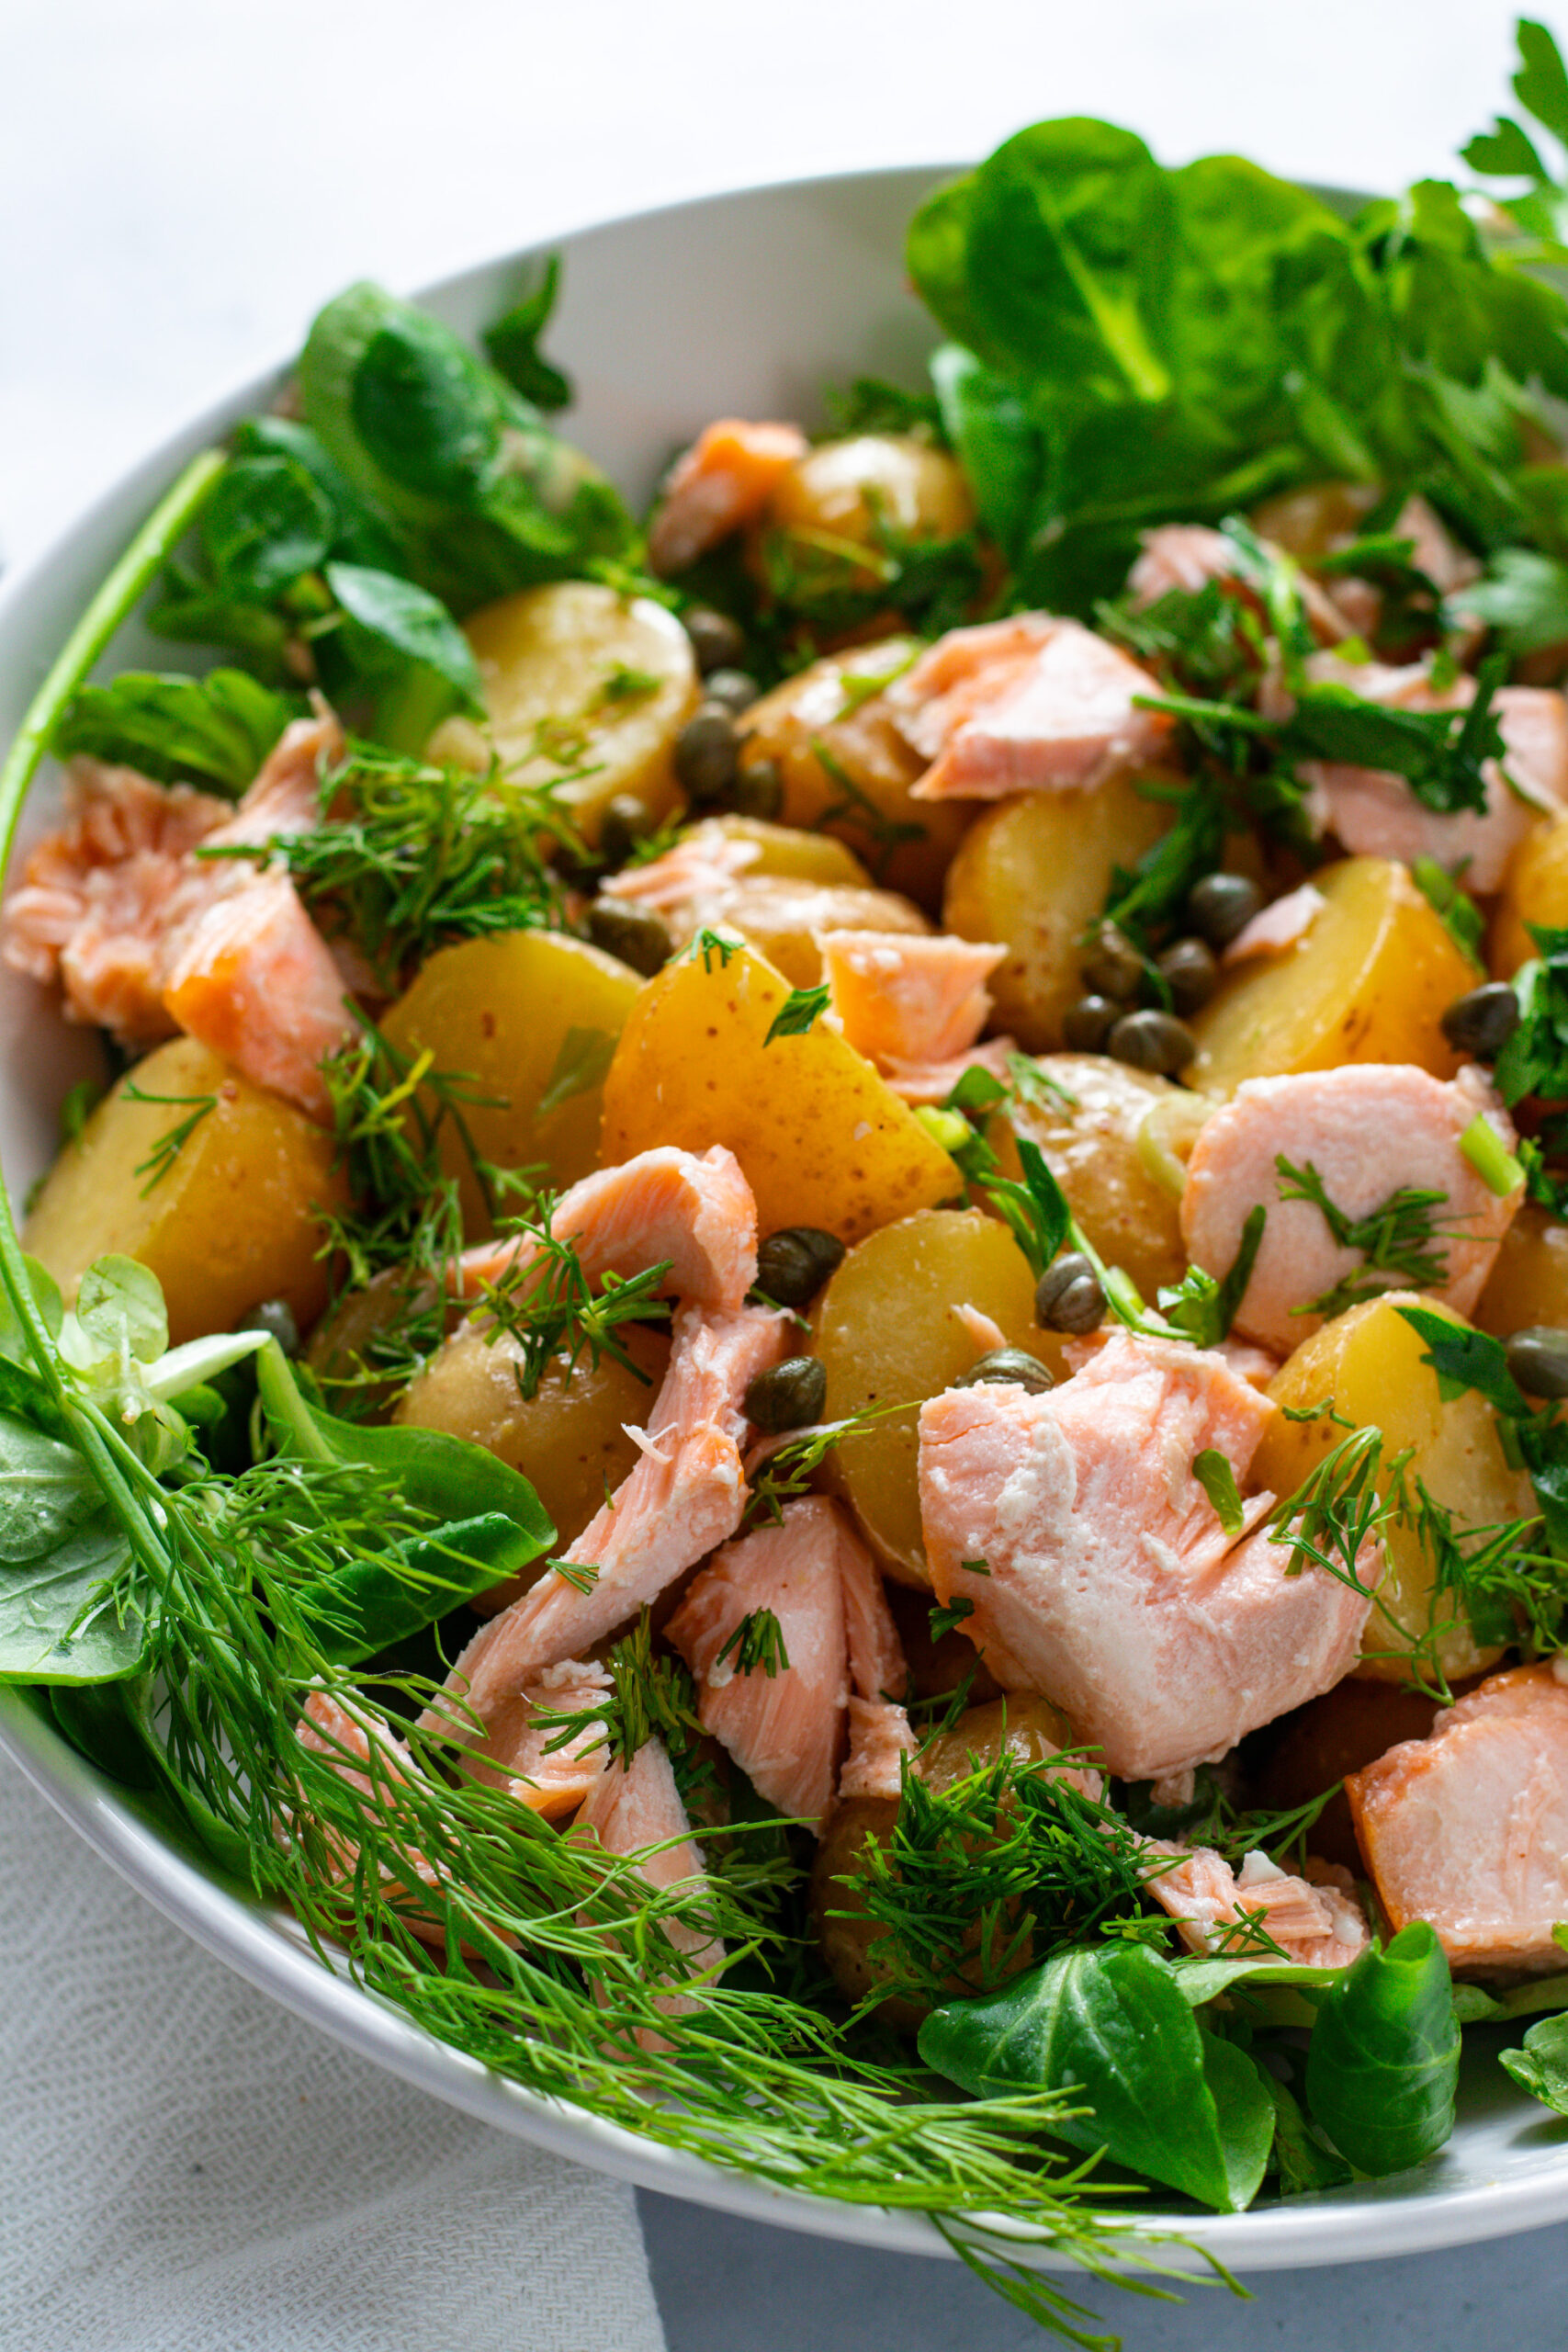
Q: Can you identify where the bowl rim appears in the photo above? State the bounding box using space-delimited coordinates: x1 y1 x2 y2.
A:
1 158 1564 2280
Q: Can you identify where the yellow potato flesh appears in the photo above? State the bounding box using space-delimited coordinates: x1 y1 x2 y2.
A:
24 1036 344 1346
662 874 931 989
1002 1054 1193 1300
942 775 1174 1052
812 1206 1066 1586
598 938 956 1245
395 1321 670 1612
1248 481 1380 561
1251 1293 1528 1686
1491 808 1568 978
677 814 873 888
1474 1202 1568 1340
765 435 976 551
739 637 970 912
446 582 699 844
1188 856 1472 1099
380 930 642 1237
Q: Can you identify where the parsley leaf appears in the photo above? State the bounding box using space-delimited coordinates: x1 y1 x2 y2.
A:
1158 1204 1265 1348
1192 1449 1245 1535
764 984 831 1046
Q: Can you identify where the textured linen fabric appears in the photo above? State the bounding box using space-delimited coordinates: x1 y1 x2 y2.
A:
0 1758 668 2352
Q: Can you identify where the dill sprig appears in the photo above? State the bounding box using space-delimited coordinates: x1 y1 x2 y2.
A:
715 1608 791 1679
472 1209 671 1400
534 1606 707 1781
120 1079 219 1196
1275 1154 1461 1317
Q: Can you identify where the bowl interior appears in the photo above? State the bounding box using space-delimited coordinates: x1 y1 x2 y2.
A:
0 164 1565 2272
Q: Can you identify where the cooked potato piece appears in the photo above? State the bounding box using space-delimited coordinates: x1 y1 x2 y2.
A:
305 1264 445 1418
663 874 931 989
683 814 873 888
24 1036 344 1347
1249 481 1379 562
1002 1055 1196 1300
813 1207 1066 1585
1252 1293 1529 1685
1474 1201 1568 1339
381 931 643 1236
1492 808 1568 978
942 775 1174 1051
395 1322 669 1612
1188 857 1472 1099
599 937 956 1244
435 582 699 844
765 435 976 555
810 1694 1076 2024
739 637 970 910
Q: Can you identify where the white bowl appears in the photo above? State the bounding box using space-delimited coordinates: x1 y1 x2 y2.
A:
0 164 1564 2278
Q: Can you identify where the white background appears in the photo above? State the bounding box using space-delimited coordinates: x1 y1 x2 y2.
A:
6 3 1568 2346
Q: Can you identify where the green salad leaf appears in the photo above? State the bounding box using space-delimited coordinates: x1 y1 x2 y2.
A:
1305 1923 1461 2174
51 667 295 795
1501 2010 1568 2113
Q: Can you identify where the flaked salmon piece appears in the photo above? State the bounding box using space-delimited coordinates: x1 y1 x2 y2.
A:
666 1497 852 1826
455 1659 611 1819
1125 525 1352 644
647 418 809 577
954 1301 1009 1355
879 1035 1018 1107
207 708 339 848
1348 1663 1568 1973
1289 655 1568 891
161 865 358 1122
1216 1336 1281 1393
1383 494 1483 600
886 614 1174 800
918 1330 1378 1780
457 1143 759 1314
838 1506 908 1704
604 825 760 910
1221 883 1325 967
840 1696 919 1802
1181 1064 1522 1354
816 931 1004 1067
427 1301 789 1734
1145 1840 1370 1966
575 1735 724 2041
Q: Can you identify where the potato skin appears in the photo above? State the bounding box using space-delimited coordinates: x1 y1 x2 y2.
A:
1492 808 1568 978
1474 1201 1568 1340
598 937 956 1245
438 581 699 843
380 930 642 1237
739 637 970 911
1188 856 1472 1099
812 1207 1066 1586
942 775 1174 1051
24 1036 344 1346
1002 1055 1193 1300
1251 1293 1529 1685
395 1321 670 1612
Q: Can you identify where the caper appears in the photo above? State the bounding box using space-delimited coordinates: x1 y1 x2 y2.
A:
1079 920 1145 1002
755 1226 846 1308
1156 935 1218 1017
237 1297 300 1356
682 605 746 675
1034 1251 1106 1335
1062 993 1119 1052
731 758 784 821
1440 981 1520 1062
702 667 760 717
598 793 651 872
1109 1008 1196 1076
745 1354 829 1432
1505 1327 1568 1401
955 1348 1055 1394
1188 871 1263 950
585 896 673 977
673 704 740 805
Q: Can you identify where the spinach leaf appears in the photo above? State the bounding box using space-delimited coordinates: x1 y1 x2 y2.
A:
483 255 572 413
1501 2010 1568 2114
919 1940 1275 2211
296 1512 537 1665
930 344 1042 561
1262 2072 1355 2193
0 1409 141 1681
201 449 334 602
322 561 483 752
1304 1922 1461 2174
51 668 294 794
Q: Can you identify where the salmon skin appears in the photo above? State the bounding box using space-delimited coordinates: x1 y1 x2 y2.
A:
919 1330 1378 1780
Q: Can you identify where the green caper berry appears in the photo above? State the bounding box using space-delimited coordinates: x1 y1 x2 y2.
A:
1079 920 1145 1002
1062 994 1119 1052
731 759 784 820
585 897 673 978
1440 982 1520 1062
1156 935 1218 1016
1188 872 1263 949
755 1227 846 1308
1108 1008 1195 1076
682 606 747 675
744 1355 829 1433
1506 1327 1568 1401
1034 1251 1106 1335
237 1297 300 1356
956 1348 1055 1393
673 705 740 805
702 667 760 716
598 794 651 872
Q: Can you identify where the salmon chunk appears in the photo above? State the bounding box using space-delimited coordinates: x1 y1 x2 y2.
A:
576 1736 724 2039
817 930 1003 1067
455 1659 611 1819
1145 1841 1370 1966
1348 1664 1568 1973
458 1143 760 1314
604 823 759 910
1292 655 1568 891
647 418 809 576
1181 1064 1522 1354
840 1696 919 1802
666 1498 852 1826
886 615 1173 799
1221 883 1325 967
918 1331 1377 1780
427 1301 789 1733
1126 525 1351 644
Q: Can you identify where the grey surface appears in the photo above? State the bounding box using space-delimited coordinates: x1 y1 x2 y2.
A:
639 2190 1568 2350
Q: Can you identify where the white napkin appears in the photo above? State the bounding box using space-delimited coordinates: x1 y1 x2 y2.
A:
0 1758 669 2352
